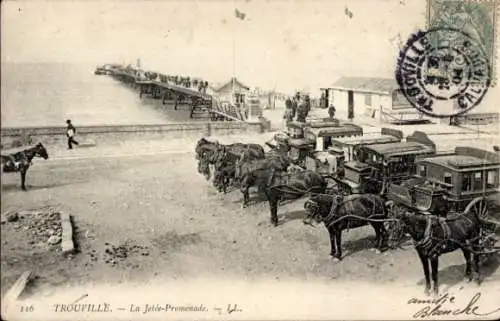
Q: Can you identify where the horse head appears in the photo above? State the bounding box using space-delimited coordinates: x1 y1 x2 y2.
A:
35 143 49 160
195 138 208 159
198 156 211 180
304 194 340 224
213 145 227 170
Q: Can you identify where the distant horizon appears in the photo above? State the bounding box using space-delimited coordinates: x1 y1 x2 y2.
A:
2 0 499 103
1 0 428 95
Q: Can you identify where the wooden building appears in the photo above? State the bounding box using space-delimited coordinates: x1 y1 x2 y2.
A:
321 77 427 124
215 77 250 105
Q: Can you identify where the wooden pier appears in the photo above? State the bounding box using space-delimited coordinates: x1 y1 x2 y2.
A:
108 67 249 122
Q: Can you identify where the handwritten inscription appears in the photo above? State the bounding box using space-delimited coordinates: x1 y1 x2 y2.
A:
214 304 243 315
408 292 500 319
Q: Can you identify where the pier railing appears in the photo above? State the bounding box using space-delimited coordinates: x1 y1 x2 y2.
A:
454 112 499 125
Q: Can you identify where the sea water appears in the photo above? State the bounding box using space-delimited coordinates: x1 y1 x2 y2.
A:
1 62 198 127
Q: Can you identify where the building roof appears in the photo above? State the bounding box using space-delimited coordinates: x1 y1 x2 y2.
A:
363 141 435 157
216 77 250 92
328 77 399 95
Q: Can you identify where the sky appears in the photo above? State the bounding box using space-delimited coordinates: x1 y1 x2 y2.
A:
1 0 499 99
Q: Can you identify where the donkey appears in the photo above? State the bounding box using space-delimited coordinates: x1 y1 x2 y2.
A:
1 143 49 190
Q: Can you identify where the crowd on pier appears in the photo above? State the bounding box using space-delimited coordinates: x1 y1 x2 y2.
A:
142 71 210 93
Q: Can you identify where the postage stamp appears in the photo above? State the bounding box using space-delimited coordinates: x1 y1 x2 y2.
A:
426 0 499 87
396 28 491 117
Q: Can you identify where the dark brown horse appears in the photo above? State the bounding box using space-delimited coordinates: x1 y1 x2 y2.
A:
304 193 390 261
195 138 265 182
240 168 327 226
387 202 491 295
1 143 49 190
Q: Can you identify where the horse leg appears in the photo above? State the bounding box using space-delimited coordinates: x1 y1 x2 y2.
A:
332 230 342 262
371 223 382 252
417 251 431 295
430 257 439 295
377 223 389 252
241 186 250 208
472 246 481 285
327 226 337 258
461 248 473 282
268 192 279 226
20 170 27 191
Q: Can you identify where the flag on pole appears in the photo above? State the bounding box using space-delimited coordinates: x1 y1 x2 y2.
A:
344 7 353 19
235 8 246 20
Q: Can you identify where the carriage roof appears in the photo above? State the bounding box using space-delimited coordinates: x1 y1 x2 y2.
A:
362 141 435 158
417 147 500 172
332 134 400 147
288 138 314 148
304 124 363 137
287 121 306 130
306 118 341 128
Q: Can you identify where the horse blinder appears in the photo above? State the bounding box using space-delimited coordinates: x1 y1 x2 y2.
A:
304 200 322 223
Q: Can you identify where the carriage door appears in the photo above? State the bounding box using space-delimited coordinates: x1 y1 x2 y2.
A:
348 91 354 120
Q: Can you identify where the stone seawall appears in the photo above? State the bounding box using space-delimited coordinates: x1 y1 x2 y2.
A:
1 122 264 149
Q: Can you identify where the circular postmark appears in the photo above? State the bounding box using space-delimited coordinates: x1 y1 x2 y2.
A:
395 28 491 117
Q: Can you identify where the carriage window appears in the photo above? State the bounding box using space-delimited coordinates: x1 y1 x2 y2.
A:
487 170 497 188
323 136 332 150
365 94 372 106
462 173 472 192
419 165 427 176
473 172 483 190
444 172 452 185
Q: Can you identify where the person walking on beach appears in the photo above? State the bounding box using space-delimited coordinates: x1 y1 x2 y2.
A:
66 119 79 150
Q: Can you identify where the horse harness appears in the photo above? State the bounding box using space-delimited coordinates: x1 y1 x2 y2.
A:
415 215 452 257
326 194 379 228
1 152 31 172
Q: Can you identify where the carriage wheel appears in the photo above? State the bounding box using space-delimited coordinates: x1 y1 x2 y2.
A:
465 197 489 220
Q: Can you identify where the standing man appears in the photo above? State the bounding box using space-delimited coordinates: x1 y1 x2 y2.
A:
291 93 299 120
66 119 79 150
328 104 336 119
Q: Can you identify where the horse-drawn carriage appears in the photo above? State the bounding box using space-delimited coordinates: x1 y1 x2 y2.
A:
266 119 363 168
384 146 500 293
386 146 500 226
304 127 403 177
333 131 437 195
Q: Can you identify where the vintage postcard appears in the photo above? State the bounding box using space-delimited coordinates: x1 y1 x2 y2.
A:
1 0 500 320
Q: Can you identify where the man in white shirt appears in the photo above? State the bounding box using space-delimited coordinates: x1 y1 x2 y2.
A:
66 119 79 150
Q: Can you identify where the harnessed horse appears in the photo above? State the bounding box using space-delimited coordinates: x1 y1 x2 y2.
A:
387 201 495 295
240 167 327 226
304 193 390 261
195 138 265 181
1 143 49 191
